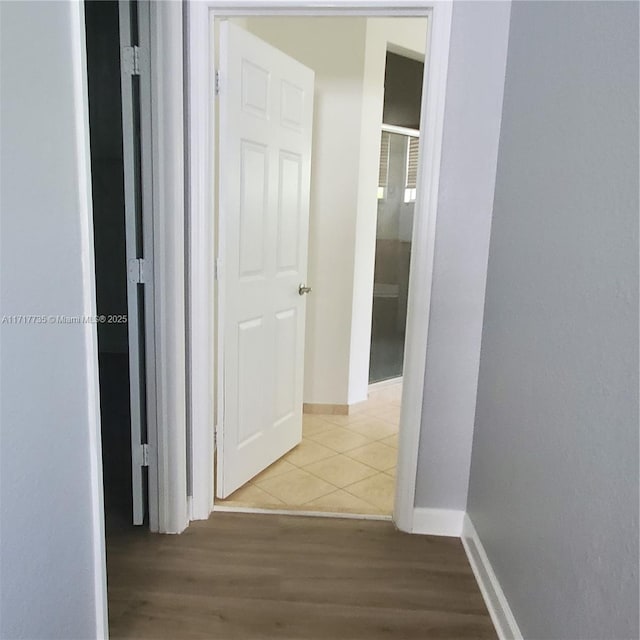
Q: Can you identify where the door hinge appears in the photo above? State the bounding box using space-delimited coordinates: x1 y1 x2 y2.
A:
122 45 141 76
215 69 221 96
141 443 150 467
215 257 223 281
128 257 148 284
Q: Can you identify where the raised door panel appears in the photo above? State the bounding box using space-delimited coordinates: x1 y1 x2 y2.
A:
276 151 302 274
238 141 268 279
274 308 297 426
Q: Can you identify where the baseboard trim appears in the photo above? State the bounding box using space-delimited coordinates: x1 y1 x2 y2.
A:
213 504 392 521
368 376 403 391
461 514 523 640
412 507 464 537
303 403 349 415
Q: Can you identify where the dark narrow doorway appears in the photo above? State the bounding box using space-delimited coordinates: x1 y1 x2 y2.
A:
85 0 136 529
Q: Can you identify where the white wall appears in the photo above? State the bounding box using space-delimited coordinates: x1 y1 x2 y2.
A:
241 17 369 406
0 2 107 638
239 17 426 406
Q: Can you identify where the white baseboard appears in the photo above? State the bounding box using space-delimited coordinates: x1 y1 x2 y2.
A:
214 504 392 522
412 507 464 537
368 376 403 391
461 514 522 640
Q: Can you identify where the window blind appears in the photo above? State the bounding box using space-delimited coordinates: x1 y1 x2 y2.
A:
379 131 390 188
406 136 420 189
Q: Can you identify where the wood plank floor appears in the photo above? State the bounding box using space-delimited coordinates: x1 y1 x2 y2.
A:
107 512 496 640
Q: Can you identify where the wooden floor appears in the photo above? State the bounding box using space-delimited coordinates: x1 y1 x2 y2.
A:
107 512 496 640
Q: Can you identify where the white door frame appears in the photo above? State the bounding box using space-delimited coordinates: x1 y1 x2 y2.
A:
186 0 453 533
146 0 189 533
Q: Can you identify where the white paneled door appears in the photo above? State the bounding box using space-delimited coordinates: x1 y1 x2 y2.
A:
217 22 315 498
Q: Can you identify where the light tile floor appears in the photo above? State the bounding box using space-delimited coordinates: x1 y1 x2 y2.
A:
217 382 401 515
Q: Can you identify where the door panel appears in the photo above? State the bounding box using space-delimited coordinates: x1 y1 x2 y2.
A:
237 317 266 446
239 142 268 277
277 152 302 272
274 308 297 423
217 22 314 498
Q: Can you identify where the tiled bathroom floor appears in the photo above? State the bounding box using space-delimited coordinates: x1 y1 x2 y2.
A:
217 382 401 516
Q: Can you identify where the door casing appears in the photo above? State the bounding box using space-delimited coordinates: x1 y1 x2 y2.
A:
185 0 454 534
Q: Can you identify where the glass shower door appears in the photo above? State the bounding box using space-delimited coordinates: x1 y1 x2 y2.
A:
369 130 418 384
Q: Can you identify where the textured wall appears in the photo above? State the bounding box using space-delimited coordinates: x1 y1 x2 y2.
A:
0 2 106 637
414 1 511 509
467 2 639 638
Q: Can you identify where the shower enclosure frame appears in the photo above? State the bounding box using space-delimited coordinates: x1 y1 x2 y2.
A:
370 123 420 385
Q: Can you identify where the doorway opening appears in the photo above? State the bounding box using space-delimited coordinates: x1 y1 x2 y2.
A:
370 51 424 385
85 0 155 533
213 17 427 518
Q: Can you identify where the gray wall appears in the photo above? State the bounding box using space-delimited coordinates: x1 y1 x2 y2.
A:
467 2 639 639
0 2 106 638
414 1 511 509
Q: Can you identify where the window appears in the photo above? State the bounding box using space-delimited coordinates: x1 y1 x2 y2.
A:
404 135 419 203
378 130 390 200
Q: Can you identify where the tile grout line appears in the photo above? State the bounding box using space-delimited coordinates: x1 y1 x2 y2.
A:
224 383 402 513
229 442 397 506
252 449 393 515
308 425 400 446
297 487 386 515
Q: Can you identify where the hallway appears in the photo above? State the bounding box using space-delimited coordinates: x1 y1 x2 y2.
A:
107 512 496 639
